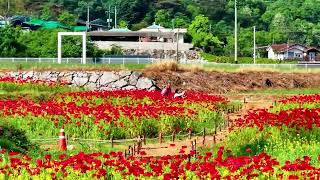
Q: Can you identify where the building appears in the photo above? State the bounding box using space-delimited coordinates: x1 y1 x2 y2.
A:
0 16 7 28
89 22 193 59
267 43 320 61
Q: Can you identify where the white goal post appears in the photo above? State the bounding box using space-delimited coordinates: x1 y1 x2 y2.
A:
57 32 87 64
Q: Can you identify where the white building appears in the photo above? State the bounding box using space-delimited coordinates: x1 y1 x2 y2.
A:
267 43 320 62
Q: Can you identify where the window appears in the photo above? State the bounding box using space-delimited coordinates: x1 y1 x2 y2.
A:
288 52 294 57
295 53 302 58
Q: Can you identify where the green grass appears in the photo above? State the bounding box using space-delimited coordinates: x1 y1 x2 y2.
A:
0 61 146 71
201 52 297 64
237 88 320 95
201 126 320 165
0 82 80 101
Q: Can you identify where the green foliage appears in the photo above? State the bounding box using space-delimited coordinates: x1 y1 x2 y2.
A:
2 0 320 56
104 44 123 55
118 20 127 28
58 11 76 26
223 127 320 164
40 4 55 21
0 123 39 153
0 27 25 57
15 28 103 58
188 15 222 52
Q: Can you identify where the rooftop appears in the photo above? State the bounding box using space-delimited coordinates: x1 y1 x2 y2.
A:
108 28 132 32
146 22 164 29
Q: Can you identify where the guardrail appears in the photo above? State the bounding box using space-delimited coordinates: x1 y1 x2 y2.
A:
180 60 320 69
2 57 320 69
0 57 155 64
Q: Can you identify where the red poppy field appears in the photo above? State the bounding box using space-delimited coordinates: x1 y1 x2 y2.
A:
0 77 319 179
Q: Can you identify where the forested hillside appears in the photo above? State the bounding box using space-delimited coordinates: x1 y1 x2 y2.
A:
1 0 320 57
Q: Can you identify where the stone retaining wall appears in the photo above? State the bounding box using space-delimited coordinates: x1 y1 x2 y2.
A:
2 71 159 91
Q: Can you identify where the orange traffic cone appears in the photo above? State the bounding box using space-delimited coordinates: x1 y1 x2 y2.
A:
59 127 67 151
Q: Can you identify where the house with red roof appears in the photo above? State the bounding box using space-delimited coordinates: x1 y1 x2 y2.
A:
267 43 320 61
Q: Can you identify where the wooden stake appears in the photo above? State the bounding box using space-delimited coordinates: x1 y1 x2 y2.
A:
202 128 206 145
133 144 136 155
143 134 146 145
188 129 192 139
172 131 175 142
159 132 162 144
110 136 114 148
128 146 131 156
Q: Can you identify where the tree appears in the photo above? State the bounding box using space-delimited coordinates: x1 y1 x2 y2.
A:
155 10 171 27
41 4 55 21
188 15 222 52
18 29 102 57
58 11 76 26
0 27 25 57
118 20 127 28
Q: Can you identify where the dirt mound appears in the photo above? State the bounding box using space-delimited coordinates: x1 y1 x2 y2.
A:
143 71 320 93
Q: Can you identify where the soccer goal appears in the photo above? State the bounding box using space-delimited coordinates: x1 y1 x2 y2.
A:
57 32 87 64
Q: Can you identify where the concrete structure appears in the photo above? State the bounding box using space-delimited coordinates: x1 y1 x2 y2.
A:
267 44 320 61
58 32 87 64
88 22 192 53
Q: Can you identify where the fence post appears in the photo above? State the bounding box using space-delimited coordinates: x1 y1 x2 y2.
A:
67 58 69 64
172 131 175 142
202 128 206 145
110 136 114 148
12 58 14 62
194 139 197 155
128 145 131 156
25 57 27 63
124 150 127 158
137 58 140 64
188 129 192 140
159 132 162 144
123 58 125 65
143 134 146 145
108 58 111 64
38 57 41 63
133 144 136 156
213 135 216 144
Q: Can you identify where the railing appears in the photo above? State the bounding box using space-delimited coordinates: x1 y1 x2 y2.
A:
0 57 155 64
180 60 320 69
3 57 320 69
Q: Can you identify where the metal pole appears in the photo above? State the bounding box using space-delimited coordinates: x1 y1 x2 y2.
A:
82 33 87 64
86 5 90 31
234 0 238 64
108 5 111 28
58 33 62 64
253 26 256 64
114 6 117 29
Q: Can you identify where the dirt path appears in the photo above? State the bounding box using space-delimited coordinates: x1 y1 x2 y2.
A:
137 94 277 157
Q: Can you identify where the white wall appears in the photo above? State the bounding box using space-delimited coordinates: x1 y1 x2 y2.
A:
94 41 193 51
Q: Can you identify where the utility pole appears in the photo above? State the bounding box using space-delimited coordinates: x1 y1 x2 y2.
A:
176 28 179 62
86 5 90 31
253 26 256 64
5 0 10 25
107 5 111 28
114 6 117 29
234 0 238 64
